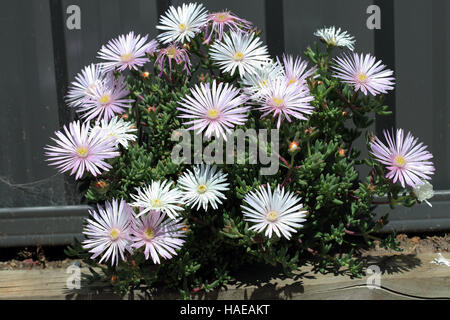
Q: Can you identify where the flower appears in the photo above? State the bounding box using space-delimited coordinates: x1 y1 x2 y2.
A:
241 185 307 239
314 26 356 51
413 181 434 207
77 74 134 122
240 60 284 97
332 52 395 96
178 164 229 211
97 32 155 72
253 77 314 128
156 2 208 44
82 199 133 266
369 129 435 188
209 31 270 77
278 54 317 87
91 116 137 149
44 121 120 180
177 80 250 140
130 210 186 264
130 180 185 219
204 11 252 43
155 43 191 76
66 64 105 108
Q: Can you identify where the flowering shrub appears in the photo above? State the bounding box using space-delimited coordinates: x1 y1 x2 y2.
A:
45 3 435 297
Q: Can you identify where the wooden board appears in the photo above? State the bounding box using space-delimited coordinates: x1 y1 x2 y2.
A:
0 252 449 300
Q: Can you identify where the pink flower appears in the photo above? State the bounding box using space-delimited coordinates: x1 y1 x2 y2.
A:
177 80 250 140
83 199 134 266
155 43 191 76
97 31 155 72
278 54 317 87
370 129 435 188
77 74 134 122
332 52 395 96
130 210 186 264
203 11 252 43
254 77 314 128
44 120 119 180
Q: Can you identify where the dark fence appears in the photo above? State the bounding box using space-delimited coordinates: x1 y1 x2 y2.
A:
0 0 449 246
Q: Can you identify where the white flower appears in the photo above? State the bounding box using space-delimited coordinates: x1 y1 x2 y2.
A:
413 181 434 207
314 26 355 51
156 2 208 44
240 60 284 97
241 184 307 239
91 116 137 149
130 180 185 219
66 64 105 108
178 164 229 211
209 31 270 77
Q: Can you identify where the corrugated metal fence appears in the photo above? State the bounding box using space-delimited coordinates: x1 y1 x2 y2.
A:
0 0 449 247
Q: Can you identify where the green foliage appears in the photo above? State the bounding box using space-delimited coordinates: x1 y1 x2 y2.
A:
69 30 419 298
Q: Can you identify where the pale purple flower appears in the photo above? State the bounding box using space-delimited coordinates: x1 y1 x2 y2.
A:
369 129 435 188
333 52 395 96
44 120 120 180
82 199 133 266
203 11 253 43
155 43 191 76
97 31 154 72
278 54 317 87
177 80 250 140
130 210 186 264
241 184 307 240
77 74 134 122
66 64 105 108
254 77 314 128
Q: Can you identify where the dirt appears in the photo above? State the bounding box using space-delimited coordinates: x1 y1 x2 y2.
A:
362 233 450 257
0 233 448 270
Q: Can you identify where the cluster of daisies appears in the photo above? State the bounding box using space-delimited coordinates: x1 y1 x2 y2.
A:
81 163 309 265
43 2 436 266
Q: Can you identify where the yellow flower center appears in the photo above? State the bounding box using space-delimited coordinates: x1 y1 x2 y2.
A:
99 94 111 105
110 228 120 240
216 13 230 22
394 155 406 167
152 198 163 207
272 97 284 107
233 51 244 61
167 46 177 59
207 108 220 119
120 52 133 63
288 78 297 85
267 211 278 222
179 23 187 32
357 72 368 83
144 228 155 240
76 146 89 158
197 184 208 194
329 36 337 46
